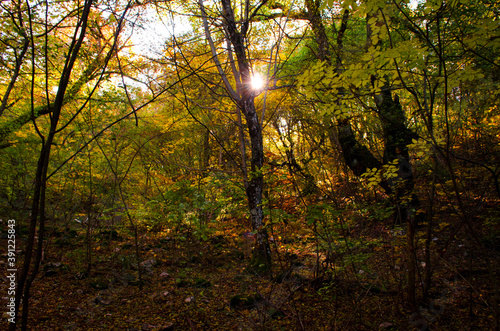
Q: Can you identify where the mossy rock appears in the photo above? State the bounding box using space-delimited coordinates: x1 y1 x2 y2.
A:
267 307 285 319
89 278 109 290
229 293 262 310
121 242 133 249
194 277 211 288
54 237 72 247
66 229 79 238
100 230 123 241
176 278 191 288
247 253 272 274
273 271 291 284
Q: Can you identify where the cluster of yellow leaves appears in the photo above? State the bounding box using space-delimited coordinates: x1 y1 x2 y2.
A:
407 136 445 163
361 158 400 188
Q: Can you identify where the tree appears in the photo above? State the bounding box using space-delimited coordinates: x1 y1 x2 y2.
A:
168 0 276 271
1 1 133 329
297 0 500 312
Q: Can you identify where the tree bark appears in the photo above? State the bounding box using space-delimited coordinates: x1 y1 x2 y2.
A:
223 0 270 270
200 0 271 270
305 0 330 63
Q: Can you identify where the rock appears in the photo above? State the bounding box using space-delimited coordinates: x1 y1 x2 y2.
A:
159 323 174 331
43 262 66 277
92 294 110 305
379 322 394 329
159 272 170 280
140 259 158 274
151 291 172 303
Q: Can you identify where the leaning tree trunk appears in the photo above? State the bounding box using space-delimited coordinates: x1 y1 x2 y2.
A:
304 1 420 308
375 86 419 308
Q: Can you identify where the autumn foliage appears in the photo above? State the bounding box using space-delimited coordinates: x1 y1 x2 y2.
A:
0 0 499 330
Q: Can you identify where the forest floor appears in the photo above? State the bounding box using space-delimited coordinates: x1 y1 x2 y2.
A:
1 213 498 330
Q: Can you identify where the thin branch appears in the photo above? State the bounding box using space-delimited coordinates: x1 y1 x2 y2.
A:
199 0 239 100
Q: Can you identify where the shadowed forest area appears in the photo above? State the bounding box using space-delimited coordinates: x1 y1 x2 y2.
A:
0 0 499 330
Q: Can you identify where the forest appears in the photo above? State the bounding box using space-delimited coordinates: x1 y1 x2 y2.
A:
0 0 499 330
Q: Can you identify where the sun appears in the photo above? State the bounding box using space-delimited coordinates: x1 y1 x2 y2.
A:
250 73 265 91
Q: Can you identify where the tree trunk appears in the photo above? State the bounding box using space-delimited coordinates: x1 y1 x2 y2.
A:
11 2 96 329
305 0 330 63
239 96 271 271
199 0 271 271
305 1 420 307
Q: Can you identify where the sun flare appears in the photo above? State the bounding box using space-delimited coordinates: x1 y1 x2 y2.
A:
250 73 265 90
